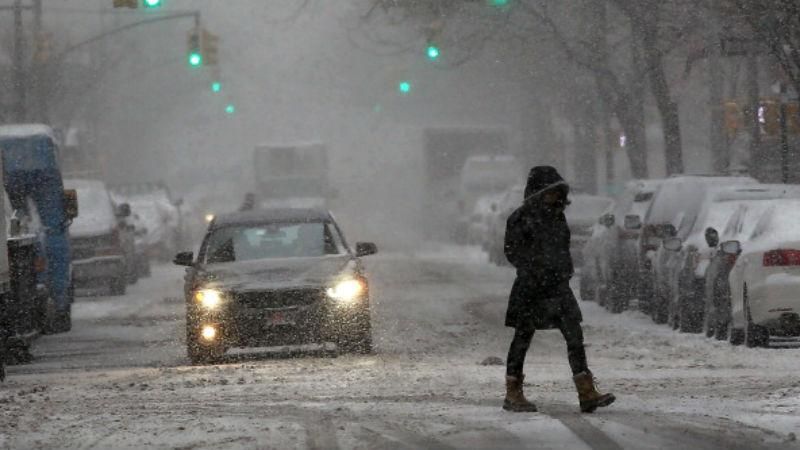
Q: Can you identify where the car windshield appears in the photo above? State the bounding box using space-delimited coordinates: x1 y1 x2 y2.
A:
203 221 344 263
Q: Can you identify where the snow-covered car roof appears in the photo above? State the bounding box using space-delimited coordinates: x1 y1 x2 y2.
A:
644 176 756 227
64 178 117 236
745 199 800 249
689 184 800 243
0 124 56 141
567 194 613 224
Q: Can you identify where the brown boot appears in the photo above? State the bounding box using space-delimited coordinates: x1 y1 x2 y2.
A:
573 371 615 413
503 375 538 412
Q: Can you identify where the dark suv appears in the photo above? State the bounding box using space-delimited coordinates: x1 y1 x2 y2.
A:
174 208 378 364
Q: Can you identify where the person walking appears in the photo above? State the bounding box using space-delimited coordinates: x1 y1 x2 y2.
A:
502 166 615 413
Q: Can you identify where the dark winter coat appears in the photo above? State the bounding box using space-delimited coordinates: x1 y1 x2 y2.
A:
504 166 583 331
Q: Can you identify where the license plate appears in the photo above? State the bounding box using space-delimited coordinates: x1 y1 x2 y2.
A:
269 310 295 326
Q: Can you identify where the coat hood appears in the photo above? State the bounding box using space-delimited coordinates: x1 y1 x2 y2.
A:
523 166 569 203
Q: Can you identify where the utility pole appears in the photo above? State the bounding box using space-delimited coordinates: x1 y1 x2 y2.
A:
13 0 27 122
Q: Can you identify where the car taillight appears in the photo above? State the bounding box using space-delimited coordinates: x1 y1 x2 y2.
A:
725 253 738 266
763 249 800 266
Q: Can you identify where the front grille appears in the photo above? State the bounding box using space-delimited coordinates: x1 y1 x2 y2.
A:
234 289 324 309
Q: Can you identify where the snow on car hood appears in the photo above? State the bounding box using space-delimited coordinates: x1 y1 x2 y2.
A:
199 255 354 292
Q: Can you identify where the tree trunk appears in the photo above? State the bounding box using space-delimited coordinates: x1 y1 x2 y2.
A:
641 11 684 175
588 0 648 179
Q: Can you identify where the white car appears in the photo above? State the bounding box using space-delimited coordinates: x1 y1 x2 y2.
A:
485 184 524 265
728 199 800 347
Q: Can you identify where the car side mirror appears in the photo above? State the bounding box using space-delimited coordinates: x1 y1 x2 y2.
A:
173 251 194 266
721 240 741 255
705 227 719 248
599 213 615 228
663 237 683 252
116 203 131 218
355 242 378 257
624 214 642 230
63 189 79 220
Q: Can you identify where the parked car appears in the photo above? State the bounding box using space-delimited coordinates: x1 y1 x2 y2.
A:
581 180 661 311
660 185 772 333
701 186 800 341
485 184 524 265
566 194 613 267
467 194 502 246
579 201 615 303
126 209 152 278
727 199 800 347
110 182 183 260
637 175 757 324
66 180 134 295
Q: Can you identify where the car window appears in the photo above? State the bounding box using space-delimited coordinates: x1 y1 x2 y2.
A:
204 221 344 263
749 207 774 241
722 205 745 239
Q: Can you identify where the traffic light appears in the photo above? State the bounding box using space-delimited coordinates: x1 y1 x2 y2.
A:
211 81 221 93
489 0 509 6
760 99 780 135
187 29 202 68
201 28 220 66
113 0 137 8
398 81 412 94
225 104 236 114
143 0 162 8
426 44 440 61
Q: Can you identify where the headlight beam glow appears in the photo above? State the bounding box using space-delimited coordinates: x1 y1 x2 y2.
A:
195 289 222 309
327 279 365 303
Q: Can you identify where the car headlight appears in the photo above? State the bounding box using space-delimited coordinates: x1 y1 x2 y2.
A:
326 279 365 303
205 213 215 223
195 289 223 310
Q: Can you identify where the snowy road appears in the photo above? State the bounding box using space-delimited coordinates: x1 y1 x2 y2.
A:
3 247 799 449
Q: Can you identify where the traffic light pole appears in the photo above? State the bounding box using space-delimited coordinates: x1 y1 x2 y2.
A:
57 10 200 59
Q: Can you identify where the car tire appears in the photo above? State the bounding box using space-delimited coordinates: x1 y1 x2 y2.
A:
580 273 594 302
678 292 702 334
714 316 729 341
127 266 139 285
744 286 769 348
701 306 715 338
109 277 127 296
187 341 225 365
138 257 152 278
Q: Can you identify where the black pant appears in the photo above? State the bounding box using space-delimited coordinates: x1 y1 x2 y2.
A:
506 319 588 377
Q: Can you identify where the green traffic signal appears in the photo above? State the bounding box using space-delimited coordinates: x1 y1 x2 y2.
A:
143 0 162 8
426 45 440 61
489 0 509 5
398 81 411 94
188 52 202 67
225 104 236 114
211 82 221 93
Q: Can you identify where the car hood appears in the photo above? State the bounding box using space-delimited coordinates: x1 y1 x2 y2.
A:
198 255 355 292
